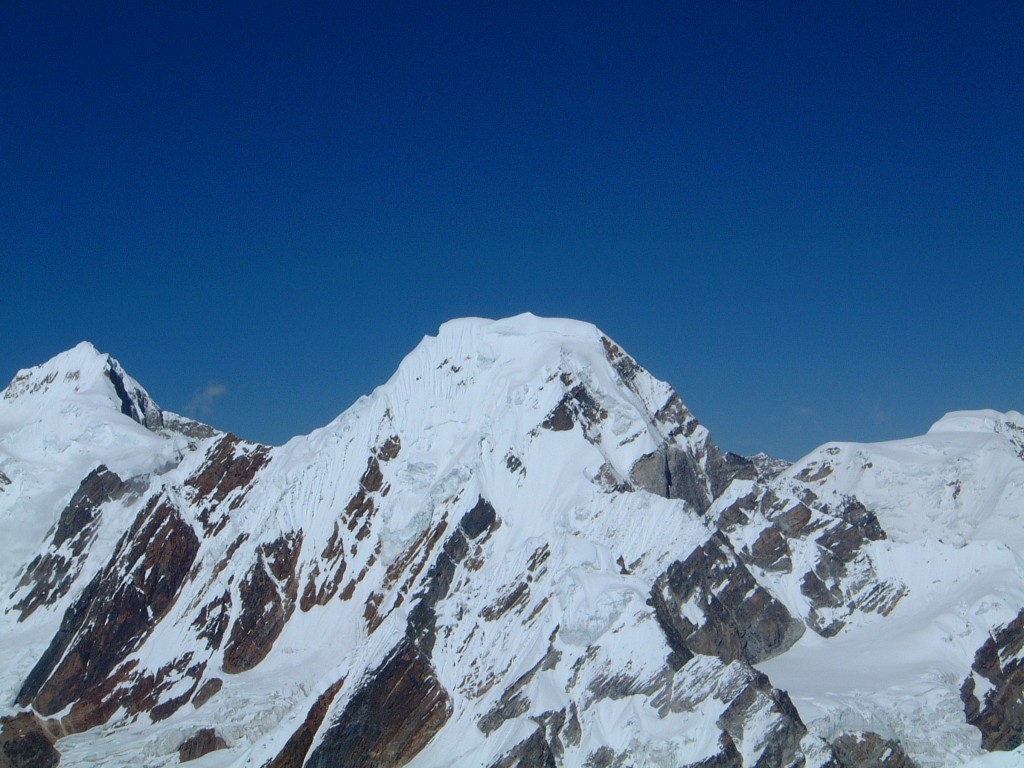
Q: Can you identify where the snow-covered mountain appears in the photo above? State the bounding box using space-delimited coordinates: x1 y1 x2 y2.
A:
1 315 1022 768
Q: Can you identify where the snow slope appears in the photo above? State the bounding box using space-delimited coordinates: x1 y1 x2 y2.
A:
761 412 1024 765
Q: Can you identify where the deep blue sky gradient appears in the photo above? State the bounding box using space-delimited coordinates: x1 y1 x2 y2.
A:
2 2 1022 459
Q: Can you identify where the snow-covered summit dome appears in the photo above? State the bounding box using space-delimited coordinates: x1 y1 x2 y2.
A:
927 409 1024 435
343 313 694 458
1 341 163 430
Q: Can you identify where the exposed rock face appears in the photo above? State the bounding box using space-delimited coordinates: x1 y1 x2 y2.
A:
631 446 711 512
405 518 467 655
541 380 608 435
799 509 902 638
0 713 60 768
830 731 916 768
104 364 163 429
961 607 1024 750
746 452 792 482
682 734 742 768
13 466 127 620
749 523 792 571
191 677 223 709
187 434 270 536
16 496 200 730
265 678 346 768
186 435 268 505
222 532 302 674
650 533 804 665
629 418 756 515
50 466 126 551
177 728 228 763
717 670 807 768
478 630 561 736
601 336 732 515
304 641 452 768
487 727 557 768
710 485 905 639
128 652 208 723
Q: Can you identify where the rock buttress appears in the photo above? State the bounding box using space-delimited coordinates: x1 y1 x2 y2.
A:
304 641 452 768
961 607 1024 751
16 497 200 730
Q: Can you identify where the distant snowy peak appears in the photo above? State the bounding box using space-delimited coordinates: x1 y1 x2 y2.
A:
747 451 792 480
1 341 163 430
0 343 193 592
777 407 1024 548
927 409 1024 436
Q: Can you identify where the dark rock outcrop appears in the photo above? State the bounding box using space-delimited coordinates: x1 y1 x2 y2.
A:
51 466 126 549
630 428 754 515
714 485 904 639
650 533 804 665
748 524 792 571
830 731 915 768
304 641 452 768
13 466 127 620
961 607 1024 750
716 670 806 768
104 364 163 429
128 653 208 722
682 733 742 768
487 727 557 768
223 532 302 674
460 496 498 540
541 379 608 436
406 529 465 656
192 678 223 709
17 497 200 730
404 496 499 655
631 446 712 513
265 678 346 768
479 630 561 736
0 713 60 768
187 435 269 535
177 728 227 763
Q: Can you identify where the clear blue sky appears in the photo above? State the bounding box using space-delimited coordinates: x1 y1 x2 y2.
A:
2 2 1021 460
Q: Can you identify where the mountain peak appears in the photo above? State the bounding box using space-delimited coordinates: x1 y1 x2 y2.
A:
388 314 632 396
413 314 608 373
927 409 1024 435
365 314 682 451
1 342 163 430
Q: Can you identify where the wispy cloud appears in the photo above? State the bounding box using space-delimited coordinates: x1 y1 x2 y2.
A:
185 381 226 418
860 393 887 425
794 405 815 417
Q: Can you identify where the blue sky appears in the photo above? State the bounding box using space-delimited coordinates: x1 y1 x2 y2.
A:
2 2 1021 460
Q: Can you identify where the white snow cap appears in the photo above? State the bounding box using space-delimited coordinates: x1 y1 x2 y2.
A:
927 409 1024 435
436 312 603 339
1 340 162 429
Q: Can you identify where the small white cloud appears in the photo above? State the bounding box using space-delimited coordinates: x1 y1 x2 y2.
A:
859 393 887 425
185 381 226 418
794 405 815 417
